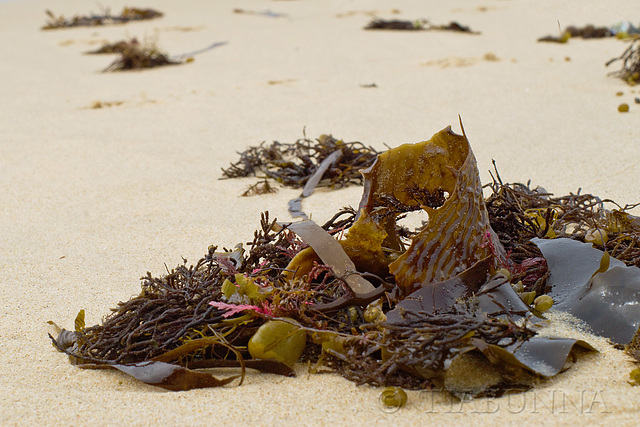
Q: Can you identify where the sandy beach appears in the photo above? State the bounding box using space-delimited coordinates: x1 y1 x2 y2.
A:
1 0 639 425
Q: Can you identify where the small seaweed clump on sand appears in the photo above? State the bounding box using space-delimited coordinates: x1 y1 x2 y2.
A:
538 24 613 43
221 134 380 196
365 19 424 30
42 7 163 29
365 19 477 34
50 124 640 398
102 38 183 72
607 40 640 85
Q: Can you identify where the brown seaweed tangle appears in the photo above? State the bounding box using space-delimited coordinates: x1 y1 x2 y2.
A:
607 39 640 85
348 124 504 291
103 38 181 72
220 134 380 195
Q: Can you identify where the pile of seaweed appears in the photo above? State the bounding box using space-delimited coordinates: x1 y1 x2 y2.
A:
42 7 162 29
50 125 640 400
221 134 380 196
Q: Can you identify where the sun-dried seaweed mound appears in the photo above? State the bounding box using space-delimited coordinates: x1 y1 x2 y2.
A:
42 7 163 30
607 40 640 85
103 39 182 71
221 134 380 195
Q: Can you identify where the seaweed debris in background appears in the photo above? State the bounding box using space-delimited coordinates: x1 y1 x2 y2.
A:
102 38 183 72
364 18 478 34
365 19 424 30
221 134 380 196
42 7 163 29
51 124 640 397
607 40 640 85
538 24 613 43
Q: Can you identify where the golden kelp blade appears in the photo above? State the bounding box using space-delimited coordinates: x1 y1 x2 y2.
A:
357 125 503 289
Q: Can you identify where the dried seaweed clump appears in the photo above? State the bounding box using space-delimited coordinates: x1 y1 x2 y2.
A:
103 39 183 72
221 134 380 195
43 7 163 29
607 40 640 85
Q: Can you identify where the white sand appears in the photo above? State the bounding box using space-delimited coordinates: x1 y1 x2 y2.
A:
1 0 640 425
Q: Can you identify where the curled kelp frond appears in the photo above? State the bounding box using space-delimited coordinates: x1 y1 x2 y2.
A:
43 7 163 30
607 40 640 85
220 134 380 195
351 125 504 291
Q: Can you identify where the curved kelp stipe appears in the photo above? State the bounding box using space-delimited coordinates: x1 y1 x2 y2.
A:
533 237 640 344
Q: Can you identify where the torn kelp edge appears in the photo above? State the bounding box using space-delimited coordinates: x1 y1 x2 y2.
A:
533 237 640 344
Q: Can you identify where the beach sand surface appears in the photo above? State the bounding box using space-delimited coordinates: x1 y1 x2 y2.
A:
1 0 639 425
